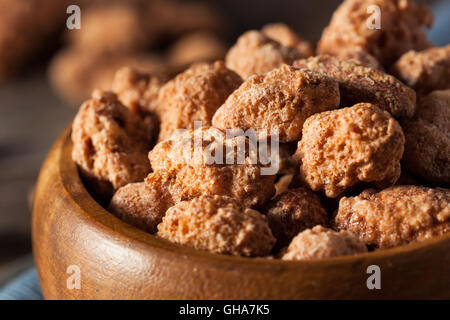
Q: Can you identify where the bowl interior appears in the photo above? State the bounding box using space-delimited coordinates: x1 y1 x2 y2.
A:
59 127 450 267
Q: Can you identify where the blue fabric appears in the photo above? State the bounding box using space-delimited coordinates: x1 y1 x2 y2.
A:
0 268 43 300
428 0 450 46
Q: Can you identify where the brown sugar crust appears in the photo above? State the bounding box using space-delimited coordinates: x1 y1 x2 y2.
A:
295 103 405 198
225 30 302 79
156 61 242 141
317 0 433 68
212 64 341 142
149 127 276 207
266 188 329 246
392 45 450 96
261 23 315 58
108 172 175 234
157 195 276 257
402 90 450 184
293 55 416 118
72 91 151 190
282 226 367 261
334 186 450 249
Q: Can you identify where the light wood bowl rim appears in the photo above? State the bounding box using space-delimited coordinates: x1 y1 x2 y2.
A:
55 126 450 266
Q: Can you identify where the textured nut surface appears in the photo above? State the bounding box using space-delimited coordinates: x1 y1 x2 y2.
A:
212 65 340 142
261 23 314 58
156 61 242 141
293 55 416 118
225 30 302 79
402 90 450 184
72 91 151 190
296 103 405 198
108 172 175 234
111 67 163 115
149 127 276 207
392 45 450 96
282 226 367 261
334 186 450 249
317 0 433 67
266 188 329 247
157 195 276 257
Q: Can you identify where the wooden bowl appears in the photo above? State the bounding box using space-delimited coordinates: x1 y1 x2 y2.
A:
32 127 450 299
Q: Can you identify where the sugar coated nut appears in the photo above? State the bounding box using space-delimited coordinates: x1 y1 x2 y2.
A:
293 55 416 118
261 23 314 58
318 0 433 67
156 61 242 141
392 45 450 96
149 127 276 207
111 67 163 115
334 186 450 249
266 188 329 247
157 195 276 257
212 64 340 142
108 172 175 234
335 49 383 70
402 90 450 184
282 226 368 261
225 30 302 79
296 103 405 198
71 91 151 190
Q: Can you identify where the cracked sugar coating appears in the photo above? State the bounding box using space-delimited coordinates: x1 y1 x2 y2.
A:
295 103 405 198
266 188 329 247
149 127 276 207
108 172 175 234
402 90 450 184
293 55 416 118
334 186 450 249
225 30 302 79
282 226 367 261
156 61 242 141
392 45 450 96
212 65 340 142
72 91 151 190
157 195 276 257
261 23 314 58
317 0 433 67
